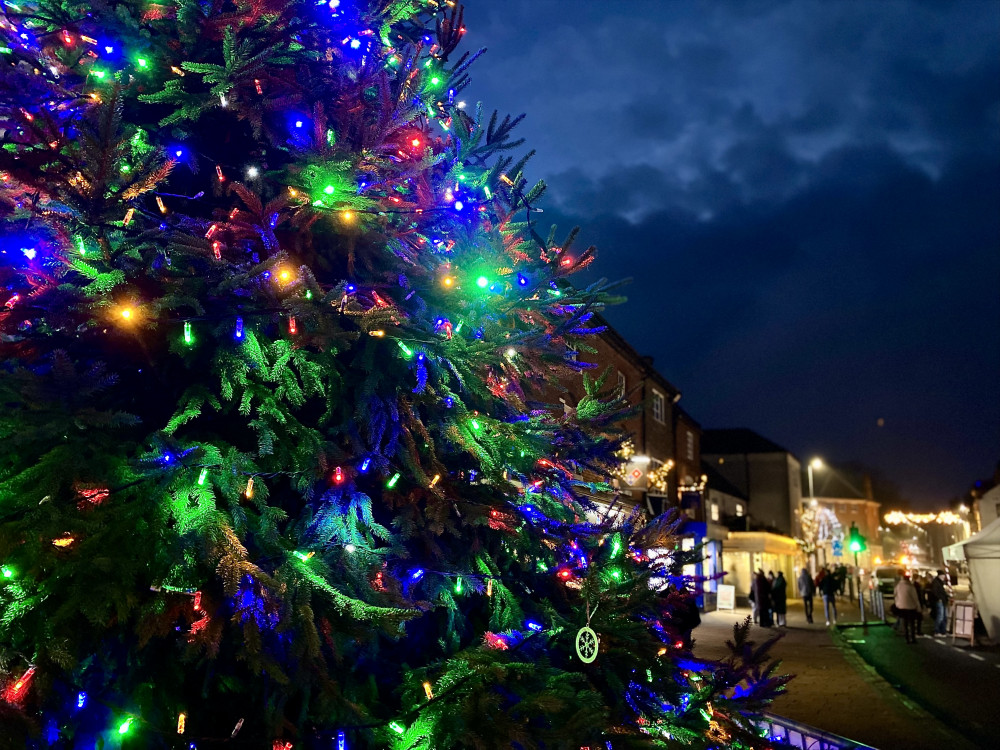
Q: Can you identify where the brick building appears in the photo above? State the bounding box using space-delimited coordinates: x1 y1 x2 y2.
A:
558 320 726 608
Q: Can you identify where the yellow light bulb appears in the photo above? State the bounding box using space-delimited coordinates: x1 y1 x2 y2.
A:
121 308 133 320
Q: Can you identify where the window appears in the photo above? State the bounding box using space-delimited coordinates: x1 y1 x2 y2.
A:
735 504 744 517
686 431 695 461
652 389 665 423
711 503 719 521
617 370 626 397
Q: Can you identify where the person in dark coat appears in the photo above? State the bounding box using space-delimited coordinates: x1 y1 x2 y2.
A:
772 571 788 626
798 567 816 624
819 566 839 626
753 570 773 627
929 569 950 635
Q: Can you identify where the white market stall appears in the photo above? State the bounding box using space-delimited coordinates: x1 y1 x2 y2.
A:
944 516 1000 641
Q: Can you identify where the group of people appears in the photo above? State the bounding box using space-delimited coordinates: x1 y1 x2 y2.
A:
748 569 788 627
799 565 842 626
892 569 952 643
750 565 843 627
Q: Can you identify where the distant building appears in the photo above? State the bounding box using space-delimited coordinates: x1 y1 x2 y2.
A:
974 484 1000 531
703 461 748 527
701 428 802 537
802 468 883 572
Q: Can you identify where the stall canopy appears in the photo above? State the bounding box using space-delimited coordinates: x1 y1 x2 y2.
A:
949 516 1000 641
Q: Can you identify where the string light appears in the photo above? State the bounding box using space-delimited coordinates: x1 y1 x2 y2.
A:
245 478 254 499
333 466 344 484
423 681 433 699
177 713 186 734
183 321 193 345
386 473 400 488
118 717 134 735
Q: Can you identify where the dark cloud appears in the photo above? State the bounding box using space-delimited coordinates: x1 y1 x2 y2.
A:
465 0 1000 504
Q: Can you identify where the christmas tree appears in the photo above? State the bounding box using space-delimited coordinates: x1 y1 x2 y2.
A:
0 1 788 747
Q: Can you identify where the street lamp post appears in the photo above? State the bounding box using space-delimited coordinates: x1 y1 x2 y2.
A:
807 458 823 574
807 457 823 503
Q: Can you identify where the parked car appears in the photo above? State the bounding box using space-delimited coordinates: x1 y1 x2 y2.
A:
872 566 905 596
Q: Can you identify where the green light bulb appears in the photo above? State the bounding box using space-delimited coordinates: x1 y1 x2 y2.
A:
1 566 14 578
118 717 133 735
324 185 335 195
476 276 489 288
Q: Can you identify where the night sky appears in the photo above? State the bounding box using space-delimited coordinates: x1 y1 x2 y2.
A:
463 0 1000 508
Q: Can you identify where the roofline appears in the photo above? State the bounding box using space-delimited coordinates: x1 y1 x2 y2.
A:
592 313 681 398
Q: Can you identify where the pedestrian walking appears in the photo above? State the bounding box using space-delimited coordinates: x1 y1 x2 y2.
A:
753 570 773 627
894 574 921 643
798 567 816 624
930 569 951 635
913 573 928 635
818 566 839 626
772 571 788 626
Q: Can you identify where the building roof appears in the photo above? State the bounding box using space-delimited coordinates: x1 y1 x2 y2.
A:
591 313 681 399
701 428 790 456
810 469 867 500
702 461 747 501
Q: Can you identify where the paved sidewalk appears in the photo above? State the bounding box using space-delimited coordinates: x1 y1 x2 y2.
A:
692 600 979 750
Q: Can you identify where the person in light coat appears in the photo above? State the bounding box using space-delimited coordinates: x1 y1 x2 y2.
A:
798 568 816 624
894 574 921 644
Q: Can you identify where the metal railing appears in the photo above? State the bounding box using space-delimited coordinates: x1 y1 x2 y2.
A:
757 712 879 750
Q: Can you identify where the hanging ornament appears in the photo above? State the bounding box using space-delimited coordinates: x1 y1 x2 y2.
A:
576 600 600 663
575 626 599 664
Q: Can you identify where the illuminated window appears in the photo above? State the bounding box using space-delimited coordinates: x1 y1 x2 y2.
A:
711 503 719 521
735 504 744 517
652 389 665 423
